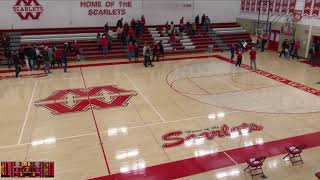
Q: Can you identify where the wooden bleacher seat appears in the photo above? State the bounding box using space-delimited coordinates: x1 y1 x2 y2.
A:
283 145 306 165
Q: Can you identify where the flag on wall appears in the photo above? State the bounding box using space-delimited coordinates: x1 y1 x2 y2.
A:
261 1 267 13
241 0 245 12
282 0 289 14
269 0 275 13
245 0 251 12
312 0 320 17
289 0 296 14
251 0 257 13
274 0 282 13
304 0 313 16
256 0 261 13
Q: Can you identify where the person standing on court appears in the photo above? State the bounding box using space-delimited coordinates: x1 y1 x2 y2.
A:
230 44 235 62
235 47 243 67
292 40 300 59
158 40 164 60
43 46 52 74
62 44 68 72
249 47 257 70
101 35 108 55
128 42 134 61
279 39 289 58
170 33 177 51
152 43 159 61
260 35 267 52
13 50 21 78
133 42 139 61
143 43 153 67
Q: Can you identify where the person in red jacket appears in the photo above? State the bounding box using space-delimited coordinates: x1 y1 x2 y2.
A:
235 48 243 67
53 47 62 68
128 27 134 43
128 42 134 61
101 35 108 55
292 40 300 59
170 34 176 51
249 47 257 69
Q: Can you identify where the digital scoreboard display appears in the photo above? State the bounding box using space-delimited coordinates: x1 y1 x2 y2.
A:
1 161 54 178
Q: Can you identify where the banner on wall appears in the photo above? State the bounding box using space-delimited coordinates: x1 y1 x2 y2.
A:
312 0 320 17
261 1 267 13
289 0 296 13
241 0 245 12
304 0 313 16
274 0 281 13
80 0 133 16
250 0 257 13
12 0 43 20
269 0 275 13
281 0 289 14
245 0 251 12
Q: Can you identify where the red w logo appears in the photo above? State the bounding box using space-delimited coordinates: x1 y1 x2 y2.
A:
13 0 43 20
15 0 40 6
35 85 137 115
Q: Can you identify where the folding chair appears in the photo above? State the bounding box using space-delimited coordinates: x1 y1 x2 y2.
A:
283 145 305 165
244 156 266 178
315 172 320 179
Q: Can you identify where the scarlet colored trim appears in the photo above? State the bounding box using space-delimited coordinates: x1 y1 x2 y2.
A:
89 131 320 180
80 68 111 175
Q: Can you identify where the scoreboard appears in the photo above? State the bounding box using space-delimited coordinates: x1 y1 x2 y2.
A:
1 161 54 178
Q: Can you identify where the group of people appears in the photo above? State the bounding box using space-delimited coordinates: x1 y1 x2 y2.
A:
308 40 320 67
97 15 146 55
10 41 79 78
230 41 257 70
279 39 301 60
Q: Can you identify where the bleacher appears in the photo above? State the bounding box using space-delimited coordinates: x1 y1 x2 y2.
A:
0 22 252 63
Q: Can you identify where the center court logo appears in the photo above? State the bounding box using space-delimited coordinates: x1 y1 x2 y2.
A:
13 0 43 20
35 85 137 115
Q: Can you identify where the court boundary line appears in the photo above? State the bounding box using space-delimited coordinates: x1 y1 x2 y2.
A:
89 131 320 180
124 73 166 122
165 56 320 114
18 80 38 144
80 67 111 175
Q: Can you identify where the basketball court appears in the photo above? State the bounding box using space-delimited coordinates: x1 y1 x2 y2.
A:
0 51 319 179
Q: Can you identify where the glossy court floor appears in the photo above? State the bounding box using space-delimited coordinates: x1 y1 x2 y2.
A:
0 51 319 180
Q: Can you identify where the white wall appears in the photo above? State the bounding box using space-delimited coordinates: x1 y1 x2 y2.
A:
0 0 240 30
